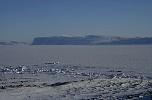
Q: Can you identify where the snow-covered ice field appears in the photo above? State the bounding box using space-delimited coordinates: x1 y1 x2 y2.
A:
0 45 152 99
0 64 152 100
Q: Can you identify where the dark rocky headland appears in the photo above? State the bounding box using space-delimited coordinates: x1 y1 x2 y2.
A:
32 35 152 45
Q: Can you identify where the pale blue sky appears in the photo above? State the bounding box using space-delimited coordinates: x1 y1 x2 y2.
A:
0 0 152 42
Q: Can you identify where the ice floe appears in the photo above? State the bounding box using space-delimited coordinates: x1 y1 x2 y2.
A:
0 63 152 100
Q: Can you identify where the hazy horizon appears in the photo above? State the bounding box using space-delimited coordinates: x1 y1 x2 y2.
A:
1 34 152 43
0 0 152 42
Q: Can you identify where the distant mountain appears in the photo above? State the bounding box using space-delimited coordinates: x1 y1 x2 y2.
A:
106 37 152 45
0 40 29 45
32 35 152 45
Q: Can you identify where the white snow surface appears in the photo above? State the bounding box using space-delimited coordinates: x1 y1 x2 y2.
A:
0 64 152 100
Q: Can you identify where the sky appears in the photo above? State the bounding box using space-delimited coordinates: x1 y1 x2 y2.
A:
0 0 152 42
